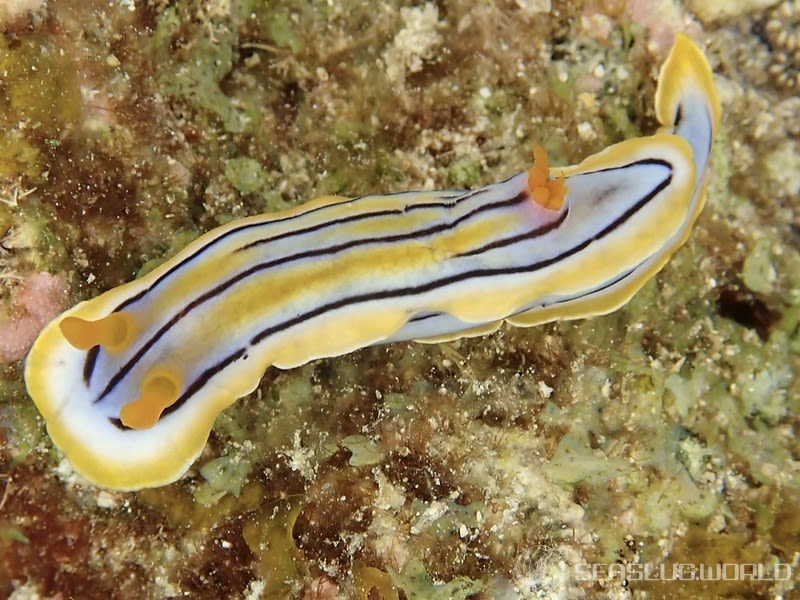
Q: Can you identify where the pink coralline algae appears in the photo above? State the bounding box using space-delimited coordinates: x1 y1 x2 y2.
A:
0 272 67 364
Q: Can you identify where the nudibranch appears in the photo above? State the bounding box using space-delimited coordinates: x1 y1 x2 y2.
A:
24 34 719 490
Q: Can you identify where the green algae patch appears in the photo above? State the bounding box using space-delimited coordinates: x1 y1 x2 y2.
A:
0 526 29 545
447 157 481 188
743 238 777 295
152 4 253 135
242 496 307 597
224 157 269 195
631 525 775 597
388 557 484 600
0 136 41 182
353 563 399 600
159 35 247 134
541 427 630 487
0 402 43 466
135 229 201 278
0 34 81 130
0 366 45 468
0 33 81 181
137 480 264 531
254 5 306 55
194 454 252 506
341 434 384 467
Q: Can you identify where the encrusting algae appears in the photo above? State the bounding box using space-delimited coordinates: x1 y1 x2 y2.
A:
1 1 799 599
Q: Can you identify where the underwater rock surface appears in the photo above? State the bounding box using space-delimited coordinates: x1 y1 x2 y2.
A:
0 1 798 598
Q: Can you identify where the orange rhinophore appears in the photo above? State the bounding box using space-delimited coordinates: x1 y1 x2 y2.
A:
59 312 137 353
119 368 183 430
527 144 567 211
